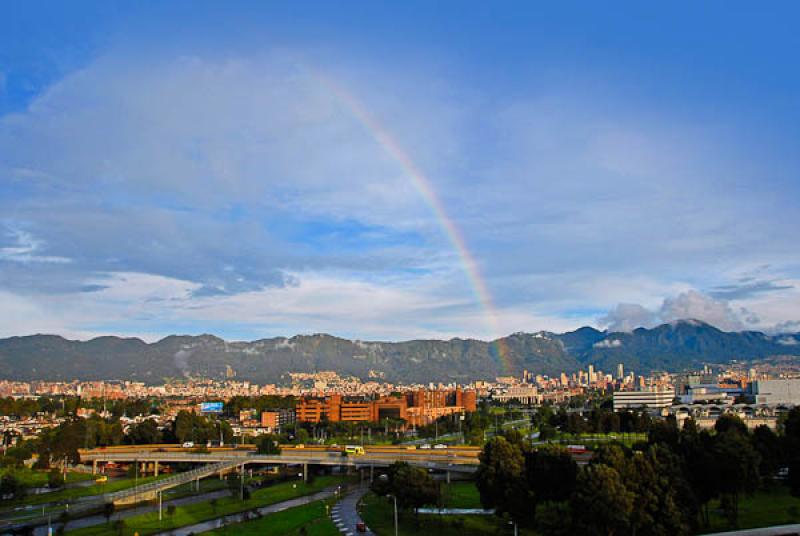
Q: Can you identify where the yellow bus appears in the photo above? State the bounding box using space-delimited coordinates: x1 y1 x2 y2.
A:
344 445 365 456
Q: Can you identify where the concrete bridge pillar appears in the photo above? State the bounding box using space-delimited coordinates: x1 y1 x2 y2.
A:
92 460 97 475
370 465 374 483
154 461 159 477
446 471 451 484
303 463 308 482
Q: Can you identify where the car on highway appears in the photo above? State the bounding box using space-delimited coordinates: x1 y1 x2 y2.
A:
344 445 365 456
419 444 431 449
433 444 447 449
356 522 367 532
182 441 195 448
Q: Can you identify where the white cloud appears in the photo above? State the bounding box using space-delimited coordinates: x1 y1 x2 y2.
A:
593 338 622 348
599 288 800 333
0 227 71 264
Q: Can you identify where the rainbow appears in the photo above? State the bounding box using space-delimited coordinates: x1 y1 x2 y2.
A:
310 72 512 373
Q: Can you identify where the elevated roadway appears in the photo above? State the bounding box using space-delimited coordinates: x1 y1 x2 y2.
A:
79 446 480 478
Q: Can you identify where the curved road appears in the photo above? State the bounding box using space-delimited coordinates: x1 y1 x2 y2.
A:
332 485 374 536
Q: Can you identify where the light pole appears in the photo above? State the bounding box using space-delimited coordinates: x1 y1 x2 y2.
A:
387 494 398 536
134 457 138 511
240 464 245 500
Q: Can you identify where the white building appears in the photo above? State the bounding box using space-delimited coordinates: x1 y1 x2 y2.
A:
613 387 675 411
492 385 540 405
752 379 800 405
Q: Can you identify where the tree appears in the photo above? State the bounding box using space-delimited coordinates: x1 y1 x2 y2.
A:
58 511 70 533
173 411 196 444
784 407 800 497
681 429 720 527
535 501 574 536
526 446 578 504
628 445 694 536
127 419 162 445
751 425 781 486
714 430 761 527
0 473 25 502
103 502 115 524
714 414 748 436
475 437 526 520
48 468 64 489
570 464 634 536
256 434 281 455
112 519 125 535
371 462 438 515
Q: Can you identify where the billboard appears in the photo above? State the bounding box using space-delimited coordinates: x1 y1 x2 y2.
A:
200 401 224 413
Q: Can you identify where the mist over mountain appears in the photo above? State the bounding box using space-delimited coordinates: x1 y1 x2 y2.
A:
0 320 798 384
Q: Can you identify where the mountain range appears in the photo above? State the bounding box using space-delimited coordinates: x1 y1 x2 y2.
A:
0 320 798 384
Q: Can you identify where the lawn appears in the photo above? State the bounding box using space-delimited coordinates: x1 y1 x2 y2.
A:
359 491 535 536
162 476 229 500
0 474 169 509
702 485 800 533
65 475 345 536
200 500 339 536
540 432 648 448
440 482 482 509
0 468 95 488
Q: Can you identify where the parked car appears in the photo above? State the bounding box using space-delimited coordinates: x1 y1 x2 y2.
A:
356 522 367 533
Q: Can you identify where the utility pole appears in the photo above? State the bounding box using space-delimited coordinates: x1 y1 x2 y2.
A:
392 494 398 536
134 457 138 510
158 490 162 521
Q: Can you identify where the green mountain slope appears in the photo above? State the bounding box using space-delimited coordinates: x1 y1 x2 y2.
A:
0 320 797 383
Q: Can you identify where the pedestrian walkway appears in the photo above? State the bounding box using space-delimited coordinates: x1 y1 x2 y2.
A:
331 485 374 536
703 524 800 536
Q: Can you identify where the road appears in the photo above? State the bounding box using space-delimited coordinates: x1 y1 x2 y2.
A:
332 485 374 536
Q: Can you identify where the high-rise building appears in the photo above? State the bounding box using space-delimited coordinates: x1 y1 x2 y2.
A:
617 363 624 380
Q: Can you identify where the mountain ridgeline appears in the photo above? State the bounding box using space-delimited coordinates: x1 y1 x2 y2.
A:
0 320 798 384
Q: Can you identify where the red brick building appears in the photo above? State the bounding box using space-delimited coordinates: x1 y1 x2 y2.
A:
295 388 477 426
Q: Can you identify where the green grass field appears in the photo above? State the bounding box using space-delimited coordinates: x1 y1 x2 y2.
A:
200 500 339 536
703 486 800 533
0 474 169 510
440 482 482 509
0 468 95 488
66 475 344 536
359 491 534 536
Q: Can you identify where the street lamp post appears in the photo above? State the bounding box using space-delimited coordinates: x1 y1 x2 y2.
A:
387 494 398 536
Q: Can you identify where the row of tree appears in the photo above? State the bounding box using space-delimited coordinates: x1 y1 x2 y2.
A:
477 408 800 534
0 411 236 471
534 405 655 437
0 396 159 419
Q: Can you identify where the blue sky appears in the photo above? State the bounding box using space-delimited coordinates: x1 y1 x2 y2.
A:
1 1 799 341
